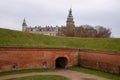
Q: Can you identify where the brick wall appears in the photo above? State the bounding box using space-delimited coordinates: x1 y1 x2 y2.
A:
80 50 120 74
0 47 120 74
0 47 78 71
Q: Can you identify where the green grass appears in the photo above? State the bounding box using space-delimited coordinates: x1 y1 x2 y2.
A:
0 68 55 76
0 28 120 52
82 78 96 80
69 66 120 80
7 75 70 80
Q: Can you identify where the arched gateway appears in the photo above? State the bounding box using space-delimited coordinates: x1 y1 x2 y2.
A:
55 57 68 68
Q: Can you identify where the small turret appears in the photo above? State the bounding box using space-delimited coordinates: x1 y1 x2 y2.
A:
22 18 27 31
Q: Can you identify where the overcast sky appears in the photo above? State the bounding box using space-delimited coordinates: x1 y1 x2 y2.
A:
0 0 120 37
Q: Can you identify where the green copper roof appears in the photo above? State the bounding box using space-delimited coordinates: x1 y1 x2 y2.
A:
68 8 73 18
22 18 27 26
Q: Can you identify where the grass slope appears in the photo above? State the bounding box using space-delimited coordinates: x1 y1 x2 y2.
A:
69 66 120 80
8 75 70 80
0 28 120 52
0 68 55 76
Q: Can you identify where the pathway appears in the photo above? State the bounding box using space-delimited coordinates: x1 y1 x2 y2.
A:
0 70 109 80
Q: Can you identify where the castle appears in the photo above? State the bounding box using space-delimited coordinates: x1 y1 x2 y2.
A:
22 8 75 36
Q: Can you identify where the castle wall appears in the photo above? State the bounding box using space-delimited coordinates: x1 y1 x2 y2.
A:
30 31 57 36
0 47 78 71
80 50 120 74
0 47 120 74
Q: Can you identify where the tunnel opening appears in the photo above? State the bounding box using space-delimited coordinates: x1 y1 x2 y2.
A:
55 57 68 69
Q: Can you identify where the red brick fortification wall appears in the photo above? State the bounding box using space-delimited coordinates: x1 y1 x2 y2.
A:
80 50 120 74
0 47 78 71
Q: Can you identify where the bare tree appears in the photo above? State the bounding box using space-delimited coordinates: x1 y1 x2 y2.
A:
95 26 111 38
77 25 97 37
59 25 76 37
58 25 111 38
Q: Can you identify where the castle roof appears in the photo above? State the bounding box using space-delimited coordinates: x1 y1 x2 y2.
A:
22 18 27 26
67 8 73 19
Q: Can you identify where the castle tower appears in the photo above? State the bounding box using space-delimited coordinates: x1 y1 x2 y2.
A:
65 8 75 36
22 18 27 31
66 8 75 27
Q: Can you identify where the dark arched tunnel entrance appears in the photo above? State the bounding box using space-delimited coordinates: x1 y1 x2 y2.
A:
55 57 68 68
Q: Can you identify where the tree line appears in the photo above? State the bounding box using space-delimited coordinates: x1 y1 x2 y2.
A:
58 25 111 38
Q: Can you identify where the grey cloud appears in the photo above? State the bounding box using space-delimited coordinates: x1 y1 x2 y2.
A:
0 0 120 37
